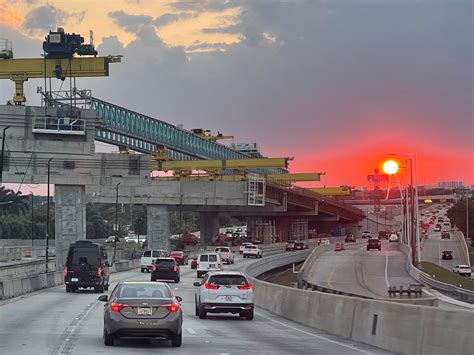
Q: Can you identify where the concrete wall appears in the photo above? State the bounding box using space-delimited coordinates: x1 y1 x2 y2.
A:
0 247 23 262
0 258 140 300
244 251 474 355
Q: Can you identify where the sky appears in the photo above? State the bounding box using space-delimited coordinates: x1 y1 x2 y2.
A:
0 0 473 192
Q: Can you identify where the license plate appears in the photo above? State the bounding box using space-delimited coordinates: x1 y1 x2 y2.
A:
225 295 232 301
137 307 152 316
71 278 78 282
210 264 215 268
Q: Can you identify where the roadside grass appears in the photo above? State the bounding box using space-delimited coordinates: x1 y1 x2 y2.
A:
418 261 474 291
262 263 302 287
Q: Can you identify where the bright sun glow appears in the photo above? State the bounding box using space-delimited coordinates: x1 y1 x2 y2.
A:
383 160 399 175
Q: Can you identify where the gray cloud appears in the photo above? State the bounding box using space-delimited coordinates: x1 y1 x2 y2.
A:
109 10 153 33
153 12 194 27
23 5 85 32
170 0 243 11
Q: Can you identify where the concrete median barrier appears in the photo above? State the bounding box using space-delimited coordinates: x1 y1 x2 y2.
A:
0 258 141 300
244 249 474 355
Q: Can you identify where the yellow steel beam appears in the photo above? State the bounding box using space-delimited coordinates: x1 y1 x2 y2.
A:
153 157 289 172
309 187 352 196
0 56 121 104
153 175 247 182
267 173 323 182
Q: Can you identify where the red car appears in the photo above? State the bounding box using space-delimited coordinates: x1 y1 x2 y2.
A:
180 233 198 245
367 238 381 251
190 258 197 269
169 251 187 265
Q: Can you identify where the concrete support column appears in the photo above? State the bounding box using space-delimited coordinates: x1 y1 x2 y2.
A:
275 217 292 242
55 185 86 270
200 212 219 246
147 205 171 252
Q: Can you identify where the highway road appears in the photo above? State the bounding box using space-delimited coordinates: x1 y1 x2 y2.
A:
0 252 392 355
305 240 417 299
420 206 466 270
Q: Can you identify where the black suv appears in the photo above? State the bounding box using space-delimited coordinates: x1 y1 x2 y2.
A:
64 240 110 293
151 258 180 283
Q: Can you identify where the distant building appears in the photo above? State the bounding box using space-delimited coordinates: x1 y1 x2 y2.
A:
437 181 465 189
233 142 262 158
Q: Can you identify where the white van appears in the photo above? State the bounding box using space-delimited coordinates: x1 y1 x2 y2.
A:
196 252 223 278
141 249 167 272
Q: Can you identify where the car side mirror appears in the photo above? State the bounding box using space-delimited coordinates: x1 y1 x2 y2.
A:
98 295 108 302
175 296 183 302
193 282 201 287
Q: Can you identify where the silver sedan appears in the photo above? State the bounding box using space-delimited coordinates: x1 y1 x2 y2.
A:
98 281 183 347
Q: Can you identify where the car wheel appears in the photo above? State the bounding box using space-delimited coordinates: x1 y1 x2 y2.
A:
378 247 381 251
66 285 71 293
245 309 254 320
103 327 114 346
175 278 180 283
199 308 207 319
171 331 182 347
141 268 145 273
95 285 104 293
197 272 201 278
104 283 109 291
195 301 199 316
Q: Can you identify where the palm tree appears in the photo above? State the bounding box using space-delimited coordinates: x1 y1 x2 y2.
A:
0 187 29 217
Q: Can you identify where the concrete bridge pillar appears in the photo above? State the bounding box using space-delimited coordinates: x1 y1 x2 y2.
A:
147 205 171 252
200 212 219 246
54 185 86 270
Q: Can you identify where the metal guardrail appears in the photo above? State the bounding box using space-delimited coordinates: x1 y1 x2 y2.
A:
32 116 86 135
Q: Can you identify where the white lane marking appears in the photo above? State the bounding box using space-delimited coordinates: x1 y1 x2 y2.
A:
186 328 197 335
255 311 373 355
384 252 390 288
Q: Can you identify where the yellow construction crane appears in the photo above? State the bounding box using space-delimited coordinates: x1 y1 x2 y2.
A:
191 129 234 142
267 173 324 182
309 186 353 196
151 157 291 177
0 28 121 104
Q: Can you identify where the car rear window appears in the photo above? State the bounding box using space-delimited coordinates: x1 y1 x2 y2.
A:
70 248 100 266
119 285 171 298
143 250 151 257
209 254 218 262
200 255 208 262
171 251 183 256
208 275 248 286
245 245 257 249
155 259 175 267
152 250 163 257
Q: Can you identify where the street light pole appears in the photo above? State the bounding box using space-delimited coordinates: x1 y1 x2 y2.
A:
113 182 120 264
0 126 10 185
45 158 52 273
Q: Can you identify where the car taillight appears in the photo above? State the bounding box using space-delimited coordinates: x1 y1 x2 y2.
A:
96 266 102 276
173 266 178 272
63 266 68 276
238 283 252 290
110 303 128 312
152 265 157 272
162 303 180 312
204 282 220 290
197 264 200 269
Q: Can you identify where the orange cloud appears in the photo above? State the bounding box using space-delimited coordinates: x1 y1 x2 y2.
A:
0 0 24 28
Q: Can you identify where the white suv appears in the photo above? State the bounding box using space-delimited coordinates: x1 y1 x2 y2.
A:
196 253 223 278
214 247 234 264
239 242 252 255
452 265 472 277
242 245 263 258
194 271 254 320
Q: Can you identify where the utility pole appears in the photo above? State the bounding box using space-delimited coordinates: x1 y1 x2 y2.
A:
0 126 10 185
45 158 52 273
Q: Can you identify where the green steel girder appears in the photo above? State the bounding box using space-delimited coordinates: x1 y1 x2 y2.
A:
90 96 248 160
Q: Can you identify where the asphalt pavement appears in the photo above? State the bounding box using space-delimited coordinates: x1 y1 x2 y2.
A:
0 251 392 355
305 240 416 298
